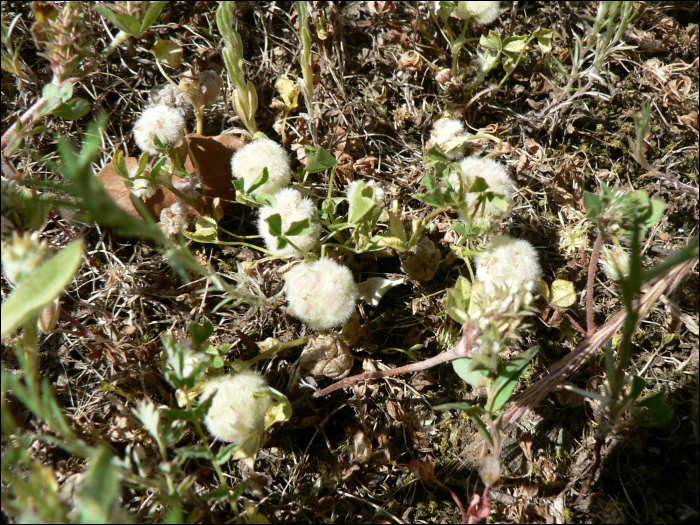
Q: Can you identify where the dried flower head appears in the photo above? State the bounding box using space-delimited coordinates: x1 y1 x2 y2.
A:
158 202 194 239
599 244 631 281
200 370 272 442
430 118 467 159
257 188 321 256
285 258 359 331
231 138 292 195
1 231 51 286
559 220 589 256
149 83 194 118
399 236 441 281
133 104 186 155
179 70 224 109
31 2 90 82
449 156 515 226
299 332 354 379
455 1 501 25
475 236 541 294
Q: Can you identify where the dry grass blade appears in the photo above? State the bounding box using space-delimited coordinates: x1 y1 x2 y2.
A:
501 256 697 431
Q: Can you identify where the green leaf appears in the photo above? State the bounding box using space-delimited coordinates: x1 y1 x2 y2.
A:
534 28 555 53
425 144 450 163
488 193 509 212
583 192 601 215
264 387 292 429
445 277 472 324
468 175 489 193
183 216 218 243
1 240 83 337
51 97 91 120
349 184 377 224
632 391 673 427
305 145 338 173
412 193 442 208
73 446 120 524
115 13 141 35
453 357 489 388
549 279 577 308
151 36 182 68
189 318 213 348
490 346 539 412
141 1 167 32
479 30 502 52
643 198 666 229
433 402 493 447
93 6 121 31
247 167 269 194
562 384 611 403
112 150 128 178
387 211 407 243
285 218 313 236
503 35 528 54
265 213 283 236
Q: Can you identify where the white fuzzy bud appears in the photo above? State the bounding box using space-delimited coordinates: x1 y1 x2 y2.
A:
599 244 631 281
475 236 541 294
133 104 186 155
454 1 501 25
430 118 467 160
231 138 292 196
285 258 359 331
449 156 515 225
257 188 320 257
200 370 272 442
1 231 50 286
130 178 156 200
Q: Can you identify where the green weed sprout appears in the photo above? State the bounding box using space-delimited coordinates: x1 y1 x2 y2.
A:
216 2 258 134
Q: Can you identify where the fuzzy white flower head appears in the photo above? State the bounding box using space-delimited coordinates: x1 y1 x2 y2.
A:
599 244 631 281
257 188 320 256
1 231 50 286
285 258 359 330
455 1 501 25
430 118 466 160
130 178 156 200
200 370 272 442
133 104 186 155
475 236 541 294
231 138 292 196
449 156 515 225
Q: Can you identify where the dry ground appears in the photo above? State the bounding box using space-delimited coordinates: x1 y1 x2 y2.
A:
1 1 699 523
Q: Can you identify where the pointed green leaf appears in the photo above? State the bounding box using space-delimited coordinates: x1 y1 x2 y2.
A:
489 346 539 412
265 213 282 236
1 240 83 337
285 218 313 236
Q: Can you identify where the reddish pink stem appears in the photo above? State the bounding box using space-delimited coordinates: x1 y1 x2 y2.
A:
314 324 475 397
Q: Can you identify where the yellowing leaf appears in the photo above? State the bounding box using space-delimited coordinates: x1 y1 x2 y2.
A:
151 37 182 68
275 76 299 110
549 279 576 308
264 387 292 429
538 278 550 303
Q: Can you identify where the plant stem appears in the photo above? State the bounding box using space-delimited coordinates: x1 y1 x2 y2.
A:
586 232 605 335
315 324 475 397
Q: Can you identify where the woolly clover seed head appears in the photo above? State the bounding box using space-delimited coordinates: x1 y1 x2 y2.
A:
1 231 50 286
430 118 467 160
133 104 186 155
449 156 515 226
285 258 359 331
455 1 501 25
599 244 631 281
200 370 272 442
130 178 156 200
231 138 292 196
475 236 541 294
257 188 320 257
